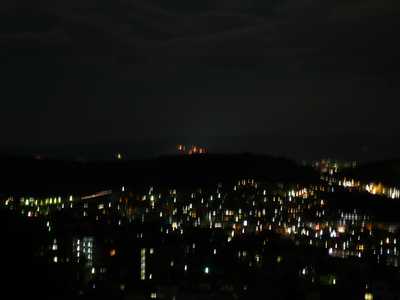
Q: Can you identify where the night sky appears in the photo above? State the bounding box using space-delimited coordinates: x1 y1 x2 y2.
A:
1 0 400 160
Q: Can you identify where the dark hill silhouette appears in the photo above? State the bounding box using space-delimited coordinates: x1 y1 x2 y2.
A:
341 159 400 187
0 154 317 194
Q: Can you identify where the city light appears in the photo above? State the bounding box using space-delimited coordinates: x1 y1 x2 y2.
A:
141 249 146 280
1 167 399 297
365 293 373 300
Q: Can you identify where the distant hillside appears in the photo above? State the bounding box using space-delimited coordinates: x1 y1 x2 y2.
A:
323 190 400 222
0 154 318 194
341 159 400 186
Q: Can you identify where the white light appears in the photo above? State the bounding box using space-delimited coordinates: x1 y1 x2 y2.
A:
141 249 146 280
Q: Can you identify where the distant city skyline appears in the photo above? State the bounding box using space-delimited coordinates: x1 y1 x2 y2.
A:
2 1 400 299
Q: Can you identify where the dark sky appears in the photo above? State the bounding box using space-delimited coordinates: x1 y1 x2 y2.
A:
1 0 400 160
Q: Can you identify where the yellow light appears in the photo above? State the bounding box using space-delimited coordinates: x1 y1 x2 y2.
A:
110 249 116 257
365 293 373 300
